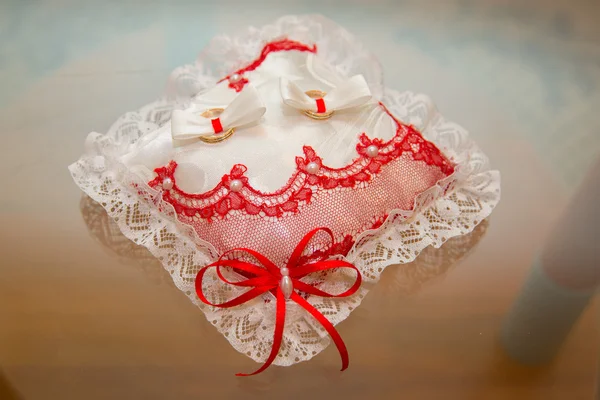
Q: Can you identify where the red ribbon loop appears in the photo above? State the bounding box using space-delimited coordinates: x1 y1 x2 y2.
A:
315 98 327 113
195 227 361 376
211 117 223 134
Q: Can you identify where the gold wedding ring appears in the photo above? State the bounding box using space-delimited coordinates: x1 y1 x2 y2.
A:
198 108 236 144
200 108 225 119
303 90 334 120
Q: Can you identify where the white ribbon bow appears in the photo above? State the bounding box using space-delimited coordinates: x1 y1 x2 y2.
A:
280 74 372 114
171 85 266 140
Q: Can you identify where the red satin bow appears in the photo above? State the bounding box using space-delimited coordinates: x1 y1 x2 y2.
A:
195 227 362 376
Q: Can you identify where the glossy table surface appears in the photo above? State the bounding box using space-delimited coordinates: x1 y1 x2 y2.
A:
1 1 599 399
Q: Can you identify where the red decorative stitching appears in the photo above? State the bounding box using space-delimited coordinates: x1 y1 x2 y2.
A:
218 38 318 92
148 103 455 220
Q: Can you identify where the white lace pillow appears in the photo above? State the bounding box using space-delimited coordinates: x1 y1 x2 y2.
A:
69 14 500 376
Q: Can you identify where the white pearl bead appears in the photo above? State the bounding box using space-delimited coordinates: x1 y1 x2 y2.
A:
280 276 293 299
306 162 320 174
162 178 173 190
366 145 379 158
229 179 243 192
229 73 242 83
280 267 289 276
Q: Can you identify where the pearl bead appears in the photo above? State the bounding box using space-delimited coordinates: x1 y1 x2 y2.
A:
229 179 243 192
280 267 289 276
366 145 379 158
280 276 293 299
306 162 320 174
229 73 242 83
162 178 173 190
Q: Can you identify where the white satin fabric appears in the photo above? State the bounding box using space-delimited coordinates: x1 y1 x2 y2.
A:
171 85 266 140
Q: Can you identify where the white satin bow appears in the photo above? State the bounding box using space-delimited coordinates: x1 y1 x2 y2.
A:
280 74 372 114
171 85 266 140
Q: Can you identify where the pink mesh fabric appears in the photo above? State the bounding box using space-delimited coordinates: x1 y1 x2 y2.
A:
185 153 447 265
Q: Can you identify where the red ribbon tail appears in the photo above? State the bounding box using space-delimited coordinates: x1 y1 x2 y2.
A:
236 288 287 377
291 293 349 371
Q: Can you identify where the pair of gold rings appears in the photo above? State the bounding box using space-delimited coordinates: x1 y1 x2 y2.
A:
198 90 332 144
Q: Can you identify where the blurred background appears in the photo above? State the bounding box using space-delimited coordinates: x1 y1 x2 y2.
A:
0 0 598 399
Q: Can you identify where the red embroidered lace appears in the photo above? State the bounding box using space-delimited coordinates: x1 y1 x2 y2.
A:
149 104 453 220
217 38 317 92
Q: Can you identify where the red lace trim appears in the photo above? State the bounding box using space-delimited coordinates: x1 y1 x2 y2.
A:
148 103 454 220
217 38 317 92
